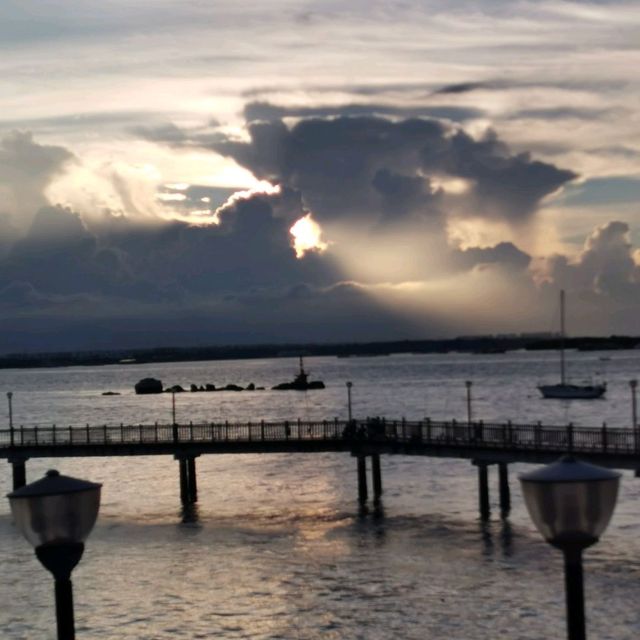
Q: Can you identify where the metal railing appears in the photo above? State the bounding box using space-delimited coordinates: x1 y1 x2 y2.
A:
0 418 637 456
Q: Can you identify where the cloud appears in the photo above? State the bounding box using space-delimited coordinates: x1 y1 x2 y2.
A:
201 113 575 227
541 221 640 299
432 82 495 95
0 131 74 231
243 101 484 123
452 241 531 271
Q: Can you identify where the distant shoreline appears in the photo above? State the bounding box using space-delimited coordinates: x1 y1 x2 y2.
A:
1 334 638 370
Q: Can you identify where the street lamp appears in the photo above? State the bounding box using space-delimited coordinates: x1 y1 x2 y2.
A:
7 391 13 446
465 380 472 424
346 381 353 422
7 469 102 640
630 379 638 450
519 457 620 640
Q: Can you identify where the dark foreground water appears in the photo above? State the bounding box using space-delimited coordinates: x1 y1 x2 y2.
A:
1 350 640 639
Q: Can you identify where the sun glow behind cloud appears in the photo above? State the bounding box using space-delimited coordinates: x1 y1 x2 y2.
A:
290 213 328 258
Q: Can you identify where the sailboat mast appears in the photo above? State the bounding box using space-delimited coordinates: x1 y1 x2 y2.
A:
560 289 566 385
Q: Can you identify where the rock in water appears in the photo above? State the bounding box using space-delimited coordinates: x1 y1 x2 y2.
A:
134 378 163 395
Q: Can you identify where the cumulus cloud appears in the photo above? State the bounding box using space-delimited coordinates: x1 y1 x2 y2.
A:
0 131 74 231
540 221 640 298
205 113 576 227
0 121 635 352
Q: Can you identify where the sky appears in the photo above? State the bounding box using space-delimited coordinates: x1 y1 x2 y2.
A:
1 1 639 352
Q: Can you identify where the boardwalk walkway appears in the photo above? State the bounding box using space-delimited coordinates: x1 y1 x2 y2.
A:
0 418 637 465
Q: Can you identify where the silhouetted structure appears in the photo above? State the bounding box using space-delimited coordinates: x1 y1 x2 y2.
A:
2 417 638 521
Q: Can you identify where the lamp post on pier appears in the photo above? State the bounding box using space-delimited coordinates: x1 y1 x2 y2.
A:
465 380 472 424
171 390 178 443
630 379 638 451
346 381 353 422
520 457 620 640
7 469 102 640
7 391 13 446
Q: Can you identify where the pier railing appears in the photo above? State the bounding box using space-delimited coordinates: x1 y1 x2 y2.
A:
0 418 637 457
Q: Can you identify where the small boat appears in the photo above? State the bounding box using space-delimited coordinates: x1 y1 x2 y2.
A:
538 290 606 400
272 357 325 391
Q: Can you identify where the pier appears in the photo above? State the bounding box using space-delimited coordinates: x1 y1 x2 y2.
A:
2 418 638 519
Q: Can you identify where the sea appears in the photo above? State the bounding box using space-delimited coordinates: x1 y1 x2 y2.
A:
1 349 640 639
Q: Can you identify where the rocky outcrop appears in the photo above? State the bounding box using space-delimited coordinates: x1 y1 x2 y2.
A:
134 378 163 395
165 385 185 393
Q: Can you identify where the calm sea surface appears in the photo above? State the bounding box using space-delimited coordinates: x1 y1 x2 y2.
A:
1 350 640 639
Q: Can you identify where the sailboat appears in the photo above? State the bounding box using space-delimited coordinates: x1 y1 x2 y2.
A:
537 290 606 399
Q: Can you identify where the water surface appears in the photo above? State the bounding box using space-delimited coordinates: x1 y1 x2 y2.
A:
1 350 639 639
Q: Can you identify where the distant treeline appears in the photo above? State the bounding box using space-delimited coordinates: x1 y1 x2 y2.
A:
1 335 639 369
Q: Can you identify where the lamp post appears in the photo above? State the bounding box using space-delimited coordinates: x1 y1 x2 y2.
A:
630 379 638 451
172 389 177 425
519 457 620 640
7 469 102 640
465 380 472 424
7 391 13 446
346 381 353 422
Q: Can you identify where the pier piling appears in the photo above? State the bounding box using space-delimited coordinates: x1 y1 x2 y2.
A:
10 459 26 491
498 462 510 518
476 462 490 520
371 453 382 503
177 455 199 505
357 455 368 504
179 458 189 504
188 456 198 502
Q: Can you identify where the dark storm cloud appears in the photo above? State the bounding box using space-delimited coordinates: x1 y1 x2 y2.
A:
0 190 339 304
371 169 442 222
2 206 159 300
420 129 576 219
206 113 576 224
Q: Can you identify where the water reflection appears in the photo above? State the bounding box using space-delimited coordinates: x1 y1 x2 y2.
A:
478 519 514 557
179 502 200 525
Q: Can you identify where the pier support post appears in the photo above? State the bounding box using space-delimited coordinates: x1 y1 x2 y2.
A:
371 453 382 504
177 455 199 505
477 462 490 521
187 456 198 503
357 455 368 504
498 462 510 518
10 459 26 491
179 458 189 505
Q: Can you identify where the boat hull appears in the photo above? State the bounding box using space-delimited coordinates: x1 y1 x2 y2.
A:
538 384 606 399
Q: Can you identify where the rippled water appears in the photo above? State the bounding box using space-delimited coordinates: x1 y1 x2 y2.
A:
1 350 640 639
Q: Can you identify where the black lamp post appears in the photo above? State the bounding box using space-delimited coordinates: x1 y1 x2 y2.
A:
465 380 472 424
346 381 353 422
630 379 638 451
7 391 13 446
7 469 102 640
519 457 620 640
